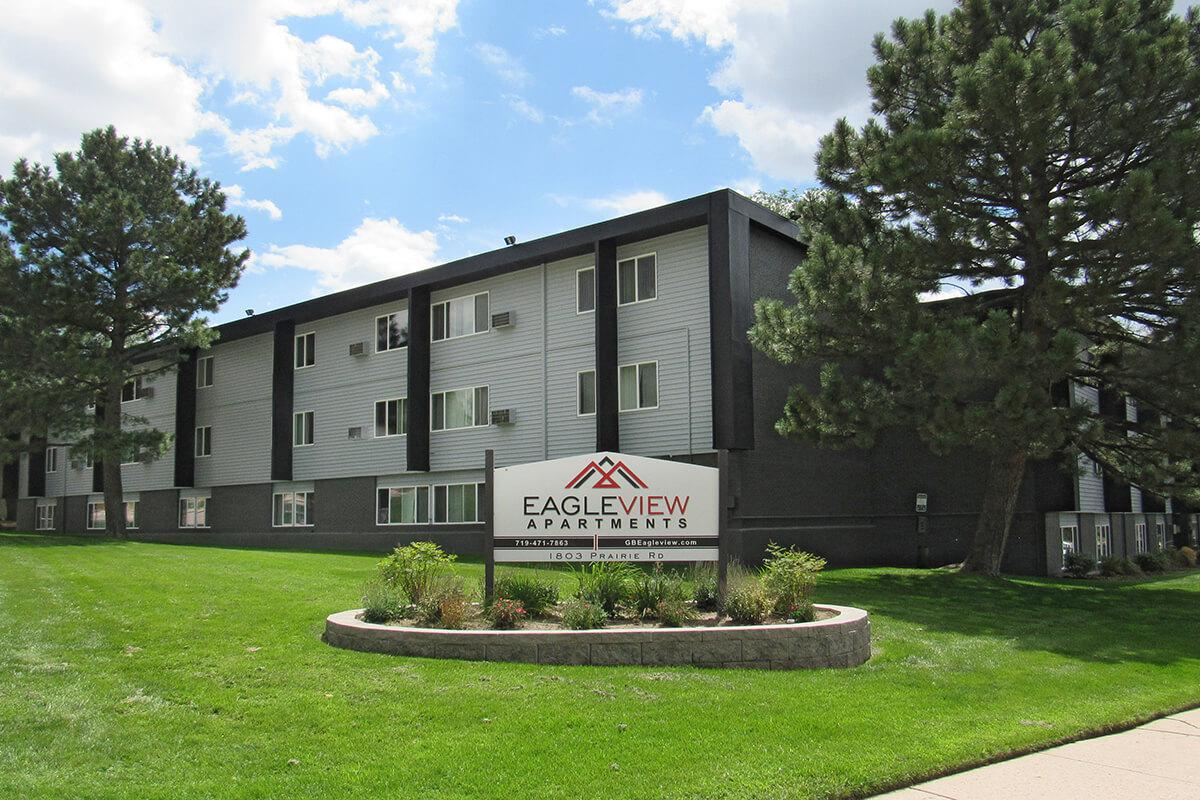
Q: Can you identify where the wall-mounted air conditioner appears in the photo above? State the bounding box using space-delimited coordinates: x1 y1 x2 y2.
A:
490 409 512 425
348 342 367 357
348 426 363 440
140 387 155 399
490 311 513 328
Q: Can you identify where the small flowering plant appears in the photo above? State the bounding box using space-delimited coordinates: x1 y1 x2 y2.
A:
490 598 526 630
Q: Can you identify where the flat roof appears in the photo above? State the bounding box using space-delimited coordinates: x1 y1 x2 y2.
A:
214 188 797 343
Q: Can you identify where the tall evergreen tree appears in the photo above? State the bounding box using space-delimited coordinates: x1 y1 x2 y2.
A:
750 0 1200 574
0 127 248 537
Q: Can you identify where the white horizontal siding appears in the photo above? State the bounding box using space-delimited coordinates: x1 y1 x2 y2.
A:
120 366 177 492
195 334 273 486
1071 382 1105 512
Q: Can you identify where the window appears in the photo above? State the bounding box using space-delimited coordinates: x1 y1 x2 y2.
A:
618 361 658 411
293 411 314 447
1091 458 1102 477
433 483 483 523
294 332 315 368
121 444 145 465
273 491 314 527
617 253 656 305
121 376 147 402
431 386 489 431
197 356 214 388
179 496 208 528
45 447 59 473
87 501 106 530
432 293 489 341
1135 523 1148 554
195 426 212 457
576 267 595 313
1155 522 1166 550
577 370 596 416
80 451 92 470
377 486 430 525
374 398 407 438
1096 523 1112 559
1060 525 1079 561
124 501 139 530
375 311 409 353
35 504 55 531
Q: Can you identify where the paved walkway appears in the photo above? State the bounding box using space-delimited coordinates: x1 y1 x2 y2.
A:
875 708 1200 800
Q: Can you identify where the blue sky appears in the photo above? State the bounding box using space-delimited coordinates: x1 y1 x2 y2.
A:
0 0 1005 322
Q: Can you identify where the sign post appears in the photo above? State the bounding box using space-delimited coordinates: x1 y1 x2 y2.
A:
483 448 495 602
491 451 719 563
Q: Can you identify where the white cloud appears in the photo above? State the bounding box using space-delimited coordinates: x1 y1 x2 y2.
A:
534 25 567 38
257 217 440 292
503 94 545 124
570 86 644 126
474 43 530 87
0 0 461 172
438 213 469 224
223 184 283 221
602 0 956 182
552 190 671 216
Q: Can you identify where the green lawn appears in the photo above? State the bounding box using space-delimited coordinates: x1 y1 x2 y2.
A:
1 533 1197 799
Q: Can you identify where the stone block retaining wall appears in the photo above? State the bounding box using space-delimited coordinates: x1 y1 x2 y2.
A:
324 604 870 669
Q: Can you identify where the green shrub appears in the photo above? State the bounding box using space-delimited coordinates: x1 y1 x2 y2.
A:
760 542 825 616
494 571 559 617
690 563 719 611
489 598 526 630
630 564 687 618
655 598 697 628
560 598 606 630
361 579 405 624
1178 546 1198 568
723 580 772 625
414 576 470 628
1063 551 1096 578
1135 551 1170 573
378 541 456 606
1099 555 1139 577
575 562 636 616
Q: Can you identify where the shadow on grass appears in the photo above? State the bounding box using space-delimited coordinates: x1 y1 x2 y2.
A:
0 531 129 548
822 568 1200 667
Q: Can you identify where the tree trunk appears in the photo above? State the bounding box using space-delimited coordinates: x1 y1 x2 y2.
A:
101 380 126 539
961 449 1028 575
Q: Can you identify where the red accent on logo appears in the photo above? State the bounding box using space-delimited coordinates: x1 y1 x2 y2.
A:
565 456 649 490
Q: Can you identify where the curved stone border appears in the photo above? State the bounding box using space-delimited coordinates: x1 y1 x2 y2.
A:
323 604 870 669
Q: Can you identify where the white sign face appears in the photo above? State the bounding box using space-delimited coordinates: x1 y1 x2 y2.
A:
493 451 719 562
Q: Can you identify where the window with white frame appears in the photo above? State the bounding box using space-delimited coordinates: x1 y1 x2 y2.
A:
375 311 409 352
195 426 212 457
432 293 489 341
433 483 483 523
377 486 429 525
618 361 658 411
1060 525 1079 560
577 370 596 416
294 332 315 368
1135 523 1147 553
179 496 208 528
617 253 656 305
80 450 92 470
197 356 214 388
124 501 139 529
374 398 407 438
35 503 55 531
431 386 489 431
293 411 314 446
1095 523 1112 559
45 447 59 473
273 491 314 527
1155 522 1166 549
576 267 595 313
87 501 106 530
121 376 147 402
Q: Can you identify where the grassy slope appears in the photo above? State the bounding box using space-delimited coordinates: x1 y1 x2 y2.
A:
0 533 1197 800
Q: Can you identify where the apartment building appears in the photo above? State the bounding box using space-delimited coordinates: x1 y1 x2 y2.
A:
12 189 1194 573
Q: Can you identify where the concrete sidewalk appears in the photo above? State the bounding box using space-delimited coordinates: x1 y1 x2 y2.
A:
876 708 1200 800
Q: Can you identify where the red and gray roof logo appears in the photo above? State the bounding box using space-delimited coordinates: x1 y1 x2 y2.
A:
565 456 648 490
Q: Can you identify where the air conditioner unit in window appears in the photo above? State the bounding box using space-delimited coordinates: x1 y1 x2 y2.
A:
140 386 155 399
490 311 513 328
490 409 512 425
348 341 367 357
347 426 363 439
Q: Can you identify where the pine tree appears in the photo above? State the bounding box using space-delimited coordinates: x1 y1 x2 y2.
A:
0 127 248 537
750 1 1200 574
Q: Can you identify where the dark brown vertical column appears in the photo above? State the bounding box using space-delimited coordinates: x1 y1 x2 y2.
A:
28 436 47 497
407 286 431 471
708 192 755 451
271 320 295 481
594 239 619 452
174 349 197 487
